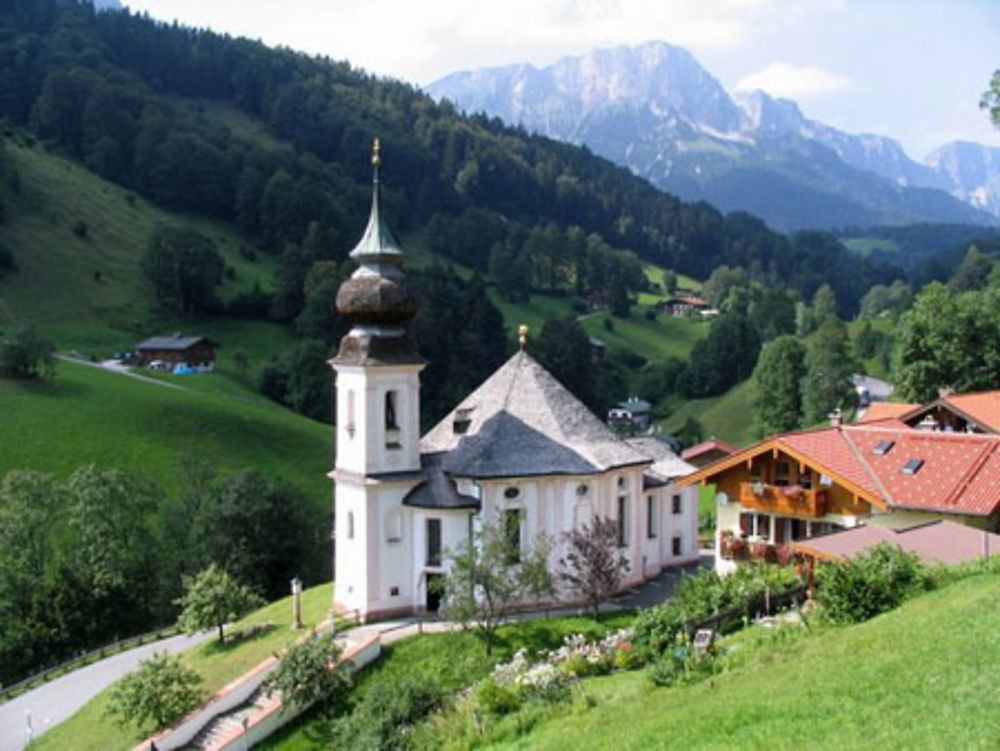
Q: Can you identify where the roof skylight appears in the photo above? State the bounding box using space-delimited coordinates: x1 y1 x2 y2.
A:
873 440 895 456
901 458 925 476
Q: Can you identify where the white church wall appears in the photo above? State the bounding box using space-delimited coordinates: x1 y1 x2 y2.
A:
333 364 423 477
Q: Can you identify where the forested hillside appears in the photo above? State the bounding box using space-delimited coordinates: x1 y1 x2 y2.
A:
0 0 901 314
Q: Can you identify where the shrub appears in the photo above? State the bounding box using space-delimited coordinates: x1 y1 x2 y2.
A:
633 563 802 653
476 676 522 716
644 308 657 321
72 219 88 238
331 672 443 750
815 543 930 624
105 652 203 732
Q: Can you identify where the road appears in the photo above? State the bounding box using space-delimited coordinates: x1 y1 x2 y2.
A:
0 631 212 751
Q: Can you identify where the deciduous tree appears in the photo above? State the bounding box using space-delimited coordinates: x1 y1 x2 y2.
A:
175 563 264 644
106 652 203 731
441 522 553 654
559 515 630 620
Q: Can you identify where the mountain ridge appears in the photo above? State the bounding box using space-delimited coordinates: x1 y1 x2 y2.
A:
428 41 999 231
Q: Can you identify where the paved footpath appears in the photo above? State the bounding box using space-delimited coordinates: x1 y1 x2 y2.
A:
0 631 212 751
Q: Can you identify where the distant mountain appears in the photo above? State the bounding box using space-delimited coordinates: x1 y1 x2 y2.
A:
429 42 998 232
925 142 1000 216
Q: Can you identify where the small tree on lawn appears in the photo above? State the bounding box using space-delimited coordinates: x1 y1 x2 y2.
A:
105 652 203 732
265 632 352 715
0 326 55 380
175 563 264 644
560 515 631 620
441 520 553 655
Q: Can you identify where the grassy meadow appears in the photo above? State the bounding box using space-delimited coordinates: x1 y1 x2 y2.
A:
486 573 1000 751
0 138 276 358
0 359 331 507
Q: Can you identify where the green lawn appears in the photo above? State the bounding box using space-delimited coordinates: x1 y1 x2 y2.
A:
28 584 334 751
662 379 757 447
0 359 332 507
486 572 1000 751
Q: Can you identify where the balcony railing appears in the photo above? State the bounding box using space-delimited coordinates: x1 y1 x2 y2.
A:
738 482 828 518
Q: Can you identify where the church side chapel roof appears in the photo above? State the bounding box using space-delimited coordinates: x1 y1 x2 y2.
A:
421 350 650 478
627 437 697 482
402 453 480 510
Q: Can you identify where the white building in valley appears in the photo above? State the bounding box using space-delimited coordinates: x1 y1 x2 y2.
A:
330 143 699 620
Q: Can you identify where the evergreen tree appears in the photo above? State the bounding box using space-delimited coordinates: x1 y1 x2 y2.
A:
802 320 857 424
752 335 806 433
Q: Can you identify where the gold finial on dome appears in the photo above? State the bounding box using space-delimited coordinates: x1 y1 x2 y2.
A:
372 137 381 167
518 323 529 349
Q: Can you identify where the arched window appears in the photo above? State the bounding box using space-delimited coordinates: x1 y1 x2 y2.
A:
385 391 398 429
346 511 355 540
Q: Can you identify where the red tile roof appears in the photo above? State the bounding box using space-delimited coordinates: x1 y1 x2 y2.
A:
795 520 1000 566
942 391 1000 432
684 424 1000 518
857 402 920 424
682 439 739 461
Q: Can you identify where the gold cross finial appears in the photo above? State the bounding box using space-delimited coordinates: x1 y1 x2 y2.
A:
372 137 381 167
517 323 529 349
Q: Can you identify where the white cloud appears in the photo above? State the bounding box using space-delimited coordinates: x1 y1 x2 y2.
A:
123 0 841 85
735 61 849 99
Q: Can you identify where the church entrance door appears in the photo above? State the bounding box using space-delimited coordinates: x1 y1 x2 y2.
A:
425 573 443 613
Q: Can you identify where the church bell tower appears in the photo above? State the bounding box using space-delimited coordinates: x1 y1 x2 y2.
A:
330 140 425 619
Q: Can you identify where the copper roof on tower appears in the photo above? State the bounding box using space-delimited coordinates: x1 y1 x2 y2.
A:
332 139 422 366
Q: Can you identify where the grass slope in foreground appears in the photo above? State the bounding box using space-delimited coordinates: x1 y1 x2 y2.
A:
0 359 331 506
490 572 1000 751
27 584 333 751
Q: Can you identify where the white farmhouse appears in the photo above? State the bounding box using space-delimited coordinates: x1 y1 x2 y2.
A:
330 143 699 620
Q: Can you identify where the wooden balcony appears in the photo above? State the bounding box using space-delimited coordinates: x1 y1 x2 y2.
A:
738 482 828 518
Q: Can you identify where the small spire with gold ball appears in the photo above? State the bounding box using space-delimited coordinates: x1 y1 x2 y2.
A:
372 137 381 166
518 323 529 350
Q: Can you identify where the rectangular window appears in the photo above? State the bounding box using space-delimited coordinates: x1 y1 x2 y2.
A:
426 518 441 567
799 468 813 489
647 496 656 539
774 461 790 487
503 509 521 563
672 536 683 556
617 496 627 547
385 391 401 449
671 494 682 515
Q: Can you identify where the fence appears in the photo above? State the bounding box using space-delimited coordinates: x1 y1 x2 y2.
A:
684 584 808 638
0 624 182 704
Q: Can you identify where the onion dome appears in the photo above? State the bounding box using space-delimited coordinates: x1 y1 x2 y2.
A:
335 139 417 328
332 140 423 366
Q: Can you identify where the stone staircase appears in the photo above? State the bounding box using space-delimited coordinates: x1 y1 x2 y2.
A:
181 687 276 750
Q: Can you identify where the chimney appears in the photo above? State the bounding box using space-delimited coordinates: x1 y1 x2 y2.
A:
829 408 843 427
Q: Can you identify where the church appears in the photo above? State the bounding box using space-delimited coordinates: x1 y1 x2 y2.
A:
330 142 699 620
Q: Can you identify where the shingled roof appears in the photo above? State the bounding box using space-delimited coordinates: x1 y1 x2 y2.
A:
421 351 649 478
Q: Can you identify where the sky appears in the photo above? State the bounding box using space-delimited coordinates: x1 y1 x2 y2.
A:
121 0 1000 160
